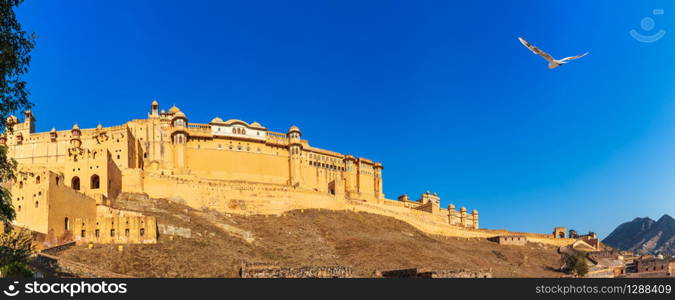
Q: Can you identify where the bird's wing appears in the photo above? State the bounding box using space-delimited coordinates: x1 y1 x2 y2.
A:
559 52 589 62
518 37 554 62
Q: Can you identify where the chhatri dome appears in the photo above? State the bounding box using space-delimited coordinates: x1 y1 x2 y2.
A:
288 125 301 133
172 110 187 120
167 105 180 115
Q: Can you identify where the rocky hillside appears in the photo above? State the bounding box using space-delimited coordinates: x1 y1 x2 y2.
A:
48 193 567 278
602 214 675 256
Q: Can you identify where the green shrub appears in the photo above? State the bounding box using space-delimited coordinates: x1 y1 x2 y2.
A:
0 261 33 278
561 252 589 277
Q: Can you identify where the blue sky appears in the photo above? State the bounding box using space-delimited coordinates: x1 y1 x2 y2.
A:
16 1 675 237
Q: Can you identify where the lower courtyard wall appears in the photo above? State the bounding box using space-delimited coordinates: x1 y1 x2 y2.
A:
72 215 157 244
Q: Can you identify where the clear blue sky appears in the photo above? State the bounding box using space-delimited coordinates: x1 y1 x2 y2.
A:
16 1 675 237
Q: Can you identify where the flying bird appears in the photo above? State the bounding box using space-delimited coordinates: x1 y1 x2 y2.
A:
518 37 589 69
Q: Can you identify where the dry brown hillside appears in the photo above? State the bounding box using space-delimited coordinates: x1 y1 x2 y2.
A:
50 194 566 278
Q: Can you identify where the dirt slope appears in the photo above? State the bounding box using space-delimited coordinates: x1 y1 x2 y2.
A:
52 195 565 277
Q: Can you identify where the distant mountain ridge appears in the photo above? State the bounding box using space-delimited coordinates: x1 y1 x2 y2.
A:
602 214 675 256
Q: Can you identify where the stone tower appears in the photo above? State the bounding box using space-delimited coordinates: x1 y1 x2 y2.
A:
171 109 188 170
287 125 302 187
344 155 357 196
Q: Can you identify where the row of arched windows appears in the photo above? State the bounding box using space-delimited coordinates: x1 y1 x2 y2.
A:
233 127 246 135
173 134 186 144
71 175 100 190
82 228 146 238
309 161 346 172
173 119 186 127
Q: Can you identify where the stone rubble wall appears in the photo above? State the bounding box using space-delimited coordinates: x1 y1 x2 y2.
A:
240 265 353 278
377 268 492 278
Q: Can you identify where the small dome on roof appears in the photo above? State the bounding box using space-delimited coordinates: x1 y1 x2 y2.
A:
50 128 56 133
96 123 103 129
472 209 479 214
173 110 187 119
6 115 18 123
160 109 166 114
151 99 159 106
72 123 80 130
288 125 301 133
250 121 262 127
168 105 180 114
223 119 246 126
210 117 224 123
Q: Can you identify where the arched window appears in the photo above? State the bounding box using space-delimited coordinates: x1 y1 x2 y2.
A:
56 176 60 185
71 176 80 190
65 217 70 231
35 176 40 184
91 175 100 189
92 151 97 159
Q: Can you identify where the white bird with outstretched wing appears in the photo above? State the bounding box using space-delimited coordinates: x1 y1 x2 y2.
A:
518 37 588 69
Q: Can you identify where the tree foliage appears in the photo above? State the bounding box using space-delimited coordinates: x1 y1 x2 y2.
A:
561 252 589 277
0 261 33 277
0 0 34 230
0 229 33 267
0 0 35 120
0 145 16 229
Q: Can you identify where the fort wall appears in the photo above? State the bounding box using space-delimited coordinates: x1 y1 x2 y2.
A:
136 173 573 247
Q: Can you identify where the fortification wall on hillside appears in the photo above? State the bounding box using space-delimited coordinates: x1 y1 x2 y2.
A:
123 174 576 247
140 172 349 214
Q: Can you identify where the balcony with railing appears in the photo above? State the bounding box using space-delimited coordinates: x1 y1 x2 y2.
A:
186 123 212 137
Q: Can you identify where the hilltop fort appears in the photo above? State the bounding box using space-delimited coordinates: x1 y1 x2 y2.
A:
1 101 580 247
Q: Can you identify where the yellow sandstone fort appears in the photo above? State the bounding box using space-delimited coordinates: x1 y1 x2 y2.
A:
1 101 579 247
